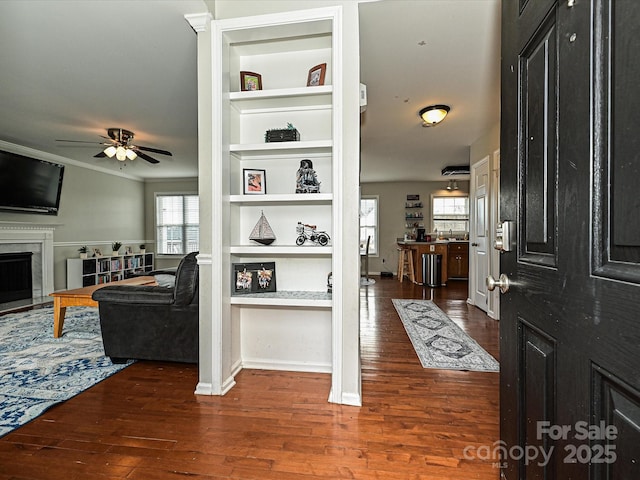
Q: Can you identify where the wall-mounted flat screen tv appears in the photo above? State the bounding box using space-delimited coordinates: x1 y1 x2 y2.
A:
0 150 65 215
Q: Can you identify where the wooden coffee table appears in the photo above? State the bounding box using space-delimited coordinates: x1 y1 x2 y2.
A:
49 276 156 338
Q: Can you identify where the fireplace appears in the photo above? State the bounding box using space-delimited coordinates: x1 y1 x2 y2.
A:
0 252 33 303
0 222 56 303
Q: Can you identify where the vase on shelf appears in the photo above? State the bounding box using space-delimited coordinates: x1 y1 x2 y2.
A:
80 253 88 259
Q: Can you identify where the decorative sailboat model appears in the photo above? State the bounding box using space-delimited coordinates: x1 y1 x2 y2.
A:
249 210 276 245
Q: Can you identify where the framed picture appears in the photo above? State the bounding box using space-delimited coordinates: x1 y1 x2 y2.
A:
243 168 266 195
124 246 133 255
240 71 262 91
93 248 102 257
307 63 327 87
232 262 276 295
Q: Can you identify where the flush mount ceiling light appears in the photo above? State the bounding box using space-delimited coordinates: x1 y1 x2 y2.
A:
419 104 450 127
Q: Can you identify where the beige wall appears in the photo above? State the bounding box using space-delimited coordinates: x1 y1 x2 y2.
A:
0 160 146 290
144 178 198 270
360 180 470 276
0 143 199 289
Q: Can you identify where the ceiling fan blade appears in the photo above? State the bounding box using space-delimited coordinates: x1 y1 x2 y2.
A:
94 151 107 158
56 139 104 144
136 151 160 164
106 128 119 141
136 145 172 156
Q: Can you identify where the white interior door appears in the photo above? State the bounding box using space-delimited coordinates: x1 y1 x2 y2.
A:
470 156 490 311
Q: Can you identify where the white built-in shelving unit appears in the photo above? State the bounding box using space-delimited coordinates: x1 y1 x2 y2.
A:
213 8 341 378
189 5 361 405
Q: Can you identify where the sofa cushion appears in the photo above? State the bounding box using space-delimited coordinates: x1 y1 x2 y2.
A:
173 252 199 306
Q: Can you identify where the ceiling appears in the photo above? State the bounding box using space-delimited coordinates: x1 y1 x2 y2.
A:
0 0 500 183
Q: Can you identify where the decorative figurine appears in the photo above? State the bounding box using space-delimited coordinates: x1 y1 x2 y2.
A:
296 222 330 246
249 210 276 245
295 159 321 193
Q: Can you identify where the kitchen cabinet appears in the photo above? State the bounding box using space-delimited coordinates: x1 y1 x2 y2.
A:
447 242 469 279
397 241 449 285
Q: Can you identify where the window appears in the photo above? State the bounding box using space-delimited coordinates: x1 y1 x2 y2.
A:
156 194 199 255
360 196 378 255
432 195 469 234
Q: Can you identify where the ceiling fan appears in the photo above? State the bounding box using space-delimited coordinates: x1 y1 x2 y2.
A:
56 128 172 164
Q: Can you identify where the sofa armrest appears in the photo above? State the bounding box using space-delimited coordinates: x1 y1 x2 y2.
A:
92 285 174 305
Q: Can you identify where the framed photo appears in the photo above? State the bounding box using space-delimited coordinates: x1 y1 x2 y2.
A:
93 248 102 257
124 246 133 255
232 262 276 295
240 71 262 91
243 168 266 195
307 63 327 87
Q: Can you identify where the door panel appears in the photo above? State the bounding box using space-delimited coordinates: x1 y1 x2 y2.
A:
471 158 489 310
520 10 557 266
594 0 640 282
501 1 640 479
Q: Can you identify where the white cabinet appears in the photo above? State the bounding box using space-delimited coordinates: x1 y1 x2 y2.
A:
213 8 341 375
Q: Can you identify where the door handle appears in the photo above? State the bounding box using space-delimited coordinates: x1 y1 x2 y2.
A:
486 273 510 294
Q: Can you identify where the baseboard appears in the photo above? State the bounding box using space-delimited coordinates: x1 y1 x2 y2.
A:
194 382 214 395
340 392 362 407
242 358 332 374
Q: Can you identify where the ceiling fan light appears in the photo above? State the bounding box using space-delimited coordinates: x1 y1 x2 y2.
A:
419 104 450 127
125 148 137 160
115 146 127 161
104 145 117 158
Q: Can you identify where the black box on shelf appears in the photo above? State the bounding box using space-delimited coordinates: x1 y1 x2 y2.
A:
265 128 300 142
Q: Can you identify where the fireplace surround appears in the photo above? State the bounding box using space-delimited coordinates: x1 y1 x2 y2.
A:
0 222 56 301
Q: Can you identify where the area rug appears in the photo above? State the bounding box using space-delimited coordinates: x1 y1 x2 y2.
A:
392 299 499 372
0 306 132 437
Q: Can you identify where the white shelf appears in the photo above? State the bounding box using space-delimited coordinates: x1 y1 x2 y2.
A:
230 245 331 255
230 86 332 112
230 291 332 308
230 140 332 159
229 193 332 205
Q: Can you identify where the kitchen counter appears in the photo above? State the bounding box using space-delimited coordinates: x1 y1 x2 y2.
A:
397 239 469 285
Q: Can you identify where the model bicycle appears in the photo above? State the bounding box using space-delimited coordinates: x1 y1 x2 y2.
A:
296 222 330 246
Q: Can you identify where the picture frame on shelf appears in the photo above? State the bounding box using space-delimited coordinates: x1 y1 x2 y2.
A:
306 63 326 86
243 168 266 195
92 248 102 257
232 262 276 295
240 71 262 91
124 246 133 255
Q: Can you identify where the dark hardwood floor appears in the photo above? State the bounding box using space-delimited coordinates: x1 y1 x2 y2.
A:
0 277 499 479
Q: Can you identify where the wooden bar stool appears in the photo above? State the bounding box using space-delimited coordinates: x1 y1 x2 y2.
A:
397 247 415 283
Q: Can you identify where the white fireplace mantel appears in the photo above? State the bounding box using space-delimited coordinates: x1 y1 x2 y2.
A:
0 221 59 297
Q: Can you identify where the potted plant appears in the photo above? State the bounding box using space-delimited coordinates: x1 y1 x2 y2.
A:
78 245 88 259
139 244 146 254
111 241 122 256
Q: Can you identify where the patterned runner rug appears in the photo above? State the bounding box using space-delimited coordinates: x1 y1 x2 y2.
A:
0 306 132 437
392 299 499 372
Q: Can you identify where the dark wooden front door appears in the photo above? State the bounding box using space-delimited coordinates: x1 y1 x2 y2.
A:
500 1 640 479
